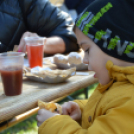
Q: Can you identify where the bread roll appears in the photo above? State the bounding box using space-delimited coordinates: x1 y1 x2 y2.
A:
53 54 68 64
68 52 82 65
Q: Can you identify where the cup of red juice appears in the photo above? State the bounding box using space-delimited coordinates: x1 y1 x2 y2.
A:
24 37 46 68
0 52 25 96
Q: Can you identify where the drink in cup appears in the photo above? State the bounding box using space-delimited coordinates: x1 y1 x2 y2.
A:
0 52 25 96
24 37 46 68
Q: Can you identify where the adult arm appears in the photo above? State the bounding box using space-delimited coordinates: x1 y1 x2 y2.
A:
20 0 79 54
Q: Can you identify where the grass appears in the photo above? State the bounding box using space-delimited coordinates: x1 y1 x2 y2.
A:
1 115 38 134
1 83 98 134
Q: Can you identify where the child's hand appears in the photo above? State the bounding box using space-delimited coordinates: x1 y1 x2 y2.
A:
36 109 60 127
62 101 81 122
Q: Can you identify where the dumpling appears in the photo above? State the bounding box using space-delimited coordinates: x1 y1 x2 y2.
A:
68 52 82 65
53 54 68 64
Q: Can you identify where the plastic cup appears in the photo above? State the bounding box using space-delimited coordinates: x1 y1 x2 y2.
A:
0 52 25 96
24 37 46 68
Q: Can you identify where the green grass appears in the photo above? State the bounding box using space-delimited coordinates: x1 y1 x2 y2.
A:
1 83 98 134
1 114 38 134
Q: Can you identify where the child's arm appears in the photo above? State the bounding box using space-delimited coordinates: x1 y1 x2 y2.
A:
37 100 88 127
36 109 60 127
62 101 81 122
37 101 82 127
73 99 88 114
38 96 134 134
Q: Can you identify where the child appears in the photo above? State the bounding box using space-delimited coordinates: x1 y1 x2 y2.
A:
36 0 134 133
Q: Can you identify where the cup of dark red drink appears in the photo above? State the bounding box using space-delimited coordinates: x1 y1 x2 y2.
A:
0 52 25 96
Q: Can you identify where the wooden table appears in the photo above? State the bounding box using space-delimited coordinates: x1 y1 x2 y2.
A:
0 59 98 131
